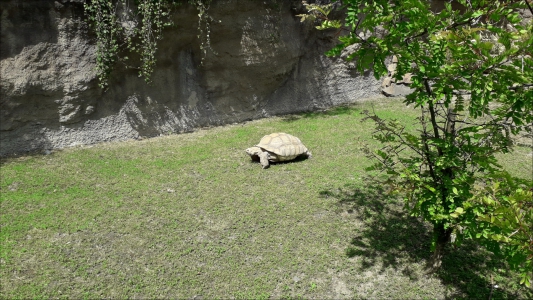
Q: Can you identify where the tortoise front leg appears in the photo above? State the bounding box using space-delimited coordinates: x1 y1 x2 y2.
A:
259 152 270 169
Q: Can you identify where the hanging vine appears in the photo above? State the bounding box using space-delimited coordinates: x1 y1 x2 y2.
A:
190 0 218 64
84 0 213 88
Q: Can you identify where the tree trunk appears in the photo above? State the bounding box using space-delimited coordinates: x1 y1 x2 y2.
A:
429 223 453 272
427 106 457 272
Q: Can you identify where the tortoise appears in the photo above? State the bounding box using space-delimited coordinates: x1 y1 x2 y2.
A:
245 133 312 169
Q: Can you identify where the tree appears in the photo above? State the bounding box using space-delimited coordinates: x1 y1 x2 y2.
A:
301 0 533 284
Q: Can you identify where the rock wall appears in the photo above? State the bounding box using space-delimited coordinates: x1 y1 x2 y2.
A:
0 0 383 156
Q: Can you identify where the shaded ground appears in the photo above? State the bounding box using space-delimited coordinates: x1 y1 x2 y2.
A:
324 182 531 299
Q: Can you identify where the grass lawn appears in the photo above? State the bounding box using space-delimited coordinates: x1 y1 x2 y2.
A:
1 97 532 299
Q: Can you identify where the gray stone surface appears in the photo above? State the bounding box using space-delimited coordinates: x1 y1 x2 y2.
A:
0 0 383 156
381 55 414 97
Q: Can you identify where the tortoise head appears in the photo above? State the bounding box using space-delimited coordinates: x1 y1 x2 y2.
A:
245 146 262 156
245 146 262 161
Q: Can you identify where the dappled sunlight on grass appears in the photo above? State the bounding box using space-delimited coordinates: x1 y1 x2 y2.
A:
322 181 531 299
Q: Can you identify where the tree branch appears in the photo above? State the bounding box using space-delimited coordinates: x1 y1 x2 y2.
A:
424 79 443 146
420 106 438 183
525 0 533 16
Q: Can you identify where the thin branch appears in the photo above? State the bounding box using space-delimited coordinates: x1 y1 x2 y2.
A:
420 105 438 183
508 229 520 239
446 17 475 30
425 98 443 156
509 83 533 91
404 29 428 44
525 0 533 16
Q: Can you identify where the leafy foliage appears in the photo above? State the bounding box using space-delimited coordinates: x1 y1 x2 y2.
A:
297 2 342 30
84 0 213 88
302 0 533 284
465 172 533 287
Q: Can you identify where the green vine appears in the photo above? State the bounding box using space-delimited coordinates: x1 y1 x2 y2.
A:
84 0 213 88
192 0 218 64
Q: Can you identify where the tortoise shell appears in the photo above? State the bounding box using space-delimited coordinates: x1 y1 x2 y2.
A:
256 132 308 161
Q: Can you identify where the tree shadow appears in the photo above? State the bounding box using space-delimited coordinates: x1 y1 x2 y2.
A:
321 181 532 299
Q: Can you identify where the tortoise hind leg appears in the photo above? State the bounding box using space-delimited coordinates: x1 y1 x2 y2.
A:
259 152 270 169
305 150 312 159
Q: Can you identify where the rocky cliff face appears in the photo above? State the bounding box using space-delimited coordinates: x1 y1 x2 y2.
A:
0 0 382 156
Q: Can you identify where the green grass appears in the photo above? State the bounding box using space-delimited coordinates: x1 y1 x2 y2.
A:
1 98 531 299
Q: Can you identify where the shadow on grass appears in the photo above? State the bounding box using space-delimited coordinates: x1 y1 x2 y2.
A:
0 150 53 167
282 105 359 122
247 154 311 169
321 181 531 299
281 97 407 123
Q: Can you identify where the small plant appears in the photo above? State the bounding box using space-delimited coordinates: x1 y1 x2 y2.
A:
309 282 317 292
